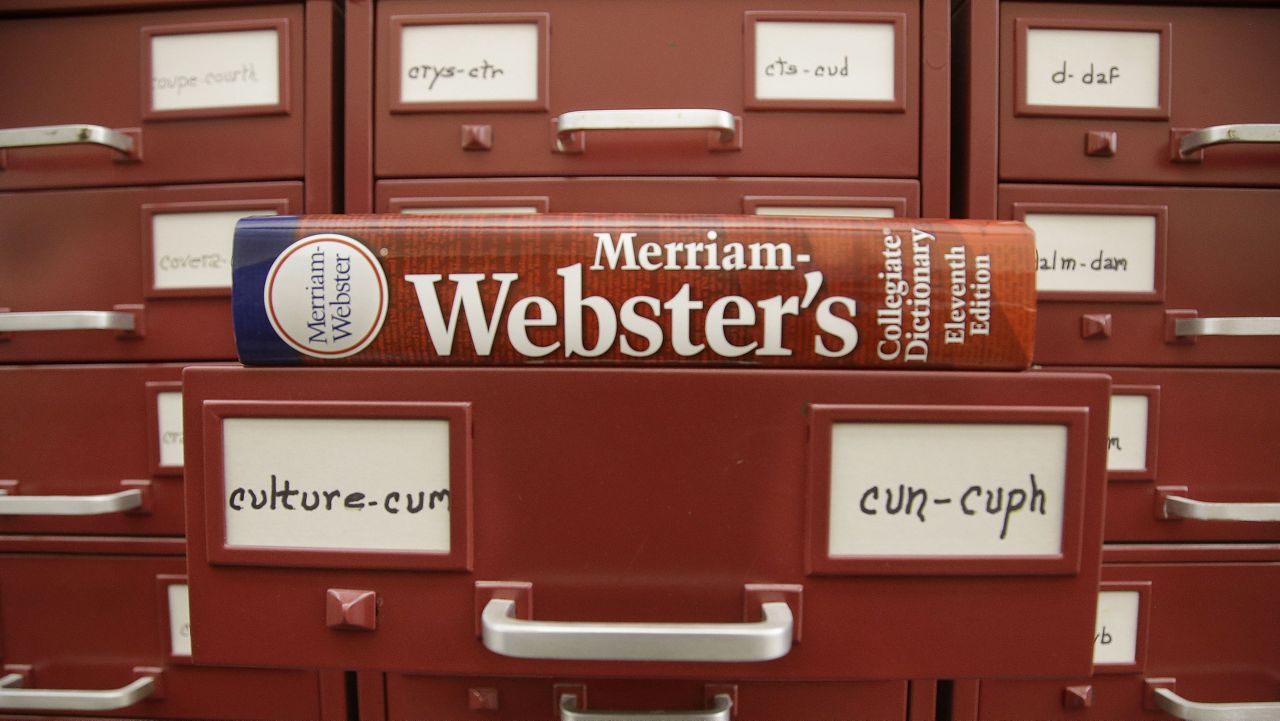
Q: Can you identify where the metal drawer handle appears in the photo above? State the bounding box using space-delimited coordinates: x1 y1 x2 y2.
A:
1179 123 1280 159
1174 317 1280 338
0 488 144 516
0 124 137 158
0 673 156 711
481 598 793 662
554 109 740 153
1163 495 1280 523
561 693 732 721
0 310 136 333
1153 688 1280 721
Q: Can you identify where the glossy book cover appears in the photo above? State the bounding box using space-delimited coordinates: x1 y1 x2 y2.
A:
232 214 1036 369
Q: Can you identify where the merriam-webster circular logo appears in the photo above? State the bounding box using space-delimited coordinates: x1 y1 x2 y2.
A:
264 233 388 359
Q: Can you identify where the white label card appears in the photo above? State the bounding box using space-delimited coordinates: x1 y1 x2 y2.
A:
157 391 184 468
1107 395 1150 472
1027 213 1158 294
151 29 281 112
1024 28 1161 110
400 23 539 104
153 209 278 291
222 417 451 553
828 422 1068 557
168 583 193 657
754 206 896 218
1094 590 1141 665
754 21 896 102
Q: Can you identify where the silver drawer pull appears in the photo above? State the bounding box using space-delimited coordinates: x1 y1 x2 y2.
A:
0 310 135 333
1163 495 1280 523
1179 123 1280 159
554 109 740 153
0 124 137 158
1153 688 1280 721
1174 317 1280 338
0 673 155 711
561 693 732 721
0 488 144 516
481 598 793 662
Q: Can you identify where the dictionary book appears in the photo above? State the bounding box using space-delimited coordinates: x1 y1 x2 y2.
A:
231 214 1037 369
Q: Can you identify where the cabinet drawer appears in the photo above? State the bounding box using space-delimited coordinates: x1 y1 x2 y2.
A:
0 183 302 363
0 551 324 721
365 0 932 180
0 364 202 537
1076 367 1280 543
998 184 1280 366
379 675 909 721
0 3 330 192
997 3 1280 187
184 366 1109 679
976 548 1280 720
376 177 919 216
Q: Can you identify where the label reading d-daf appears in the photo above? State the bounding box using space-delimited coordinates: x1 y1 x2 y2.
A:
264 234 388 358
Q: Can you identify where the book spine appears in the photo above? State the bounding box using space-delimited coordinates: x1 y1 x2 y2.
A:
232 214 1036 369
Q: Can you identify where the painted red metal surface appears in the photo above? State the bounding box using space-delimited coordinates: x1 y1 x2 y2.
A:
997 3 1280 187
0 552 326 721
376 177 922 217
0 184 302 363
183 366 1110 679
1060 367 1280 543
1000 185 1280 367
975 548 1280 721
0 3 321 191
0 364 219 537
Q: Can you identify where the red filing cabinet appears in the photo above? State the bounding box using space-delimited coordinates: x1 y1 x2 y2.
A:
346 0 951 216
0 0 337 363
1084 367 1280 543
957 0 1280 366
0 364 199 537
363 675 919 721
182 366 1110 682
967 545 1280 721
0 539 341 721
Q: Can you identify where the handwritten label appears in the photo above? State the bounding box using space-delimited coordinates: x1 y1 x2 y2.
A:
1026 213 1157 295
222 417 451 553
1094 590 1140 665
828 422 1068 557
1024 28 1160 110
754 206 896 218
151 29 281 112
1107 394 1150 473
168 583 192 656
156 390 184 469
399 23 539 104
401 206 540 215
153 209 277 291
754 21 896 102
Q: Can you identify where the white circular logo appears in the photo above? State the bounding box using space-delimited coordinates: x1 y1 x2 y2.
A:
263 233 388 358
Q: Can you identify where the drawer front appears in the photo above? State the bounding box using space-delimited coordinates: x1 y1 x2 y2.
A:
0 183 303 363
977 554 1280 720
376 177 920 216
0 553 324 720
0 365 199 537
0 4 310 190
998 184 1280 366
381 675 909 721
371 0 924 179
998 3 1280 187
1076 367 1280 543
184 366 1109 679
